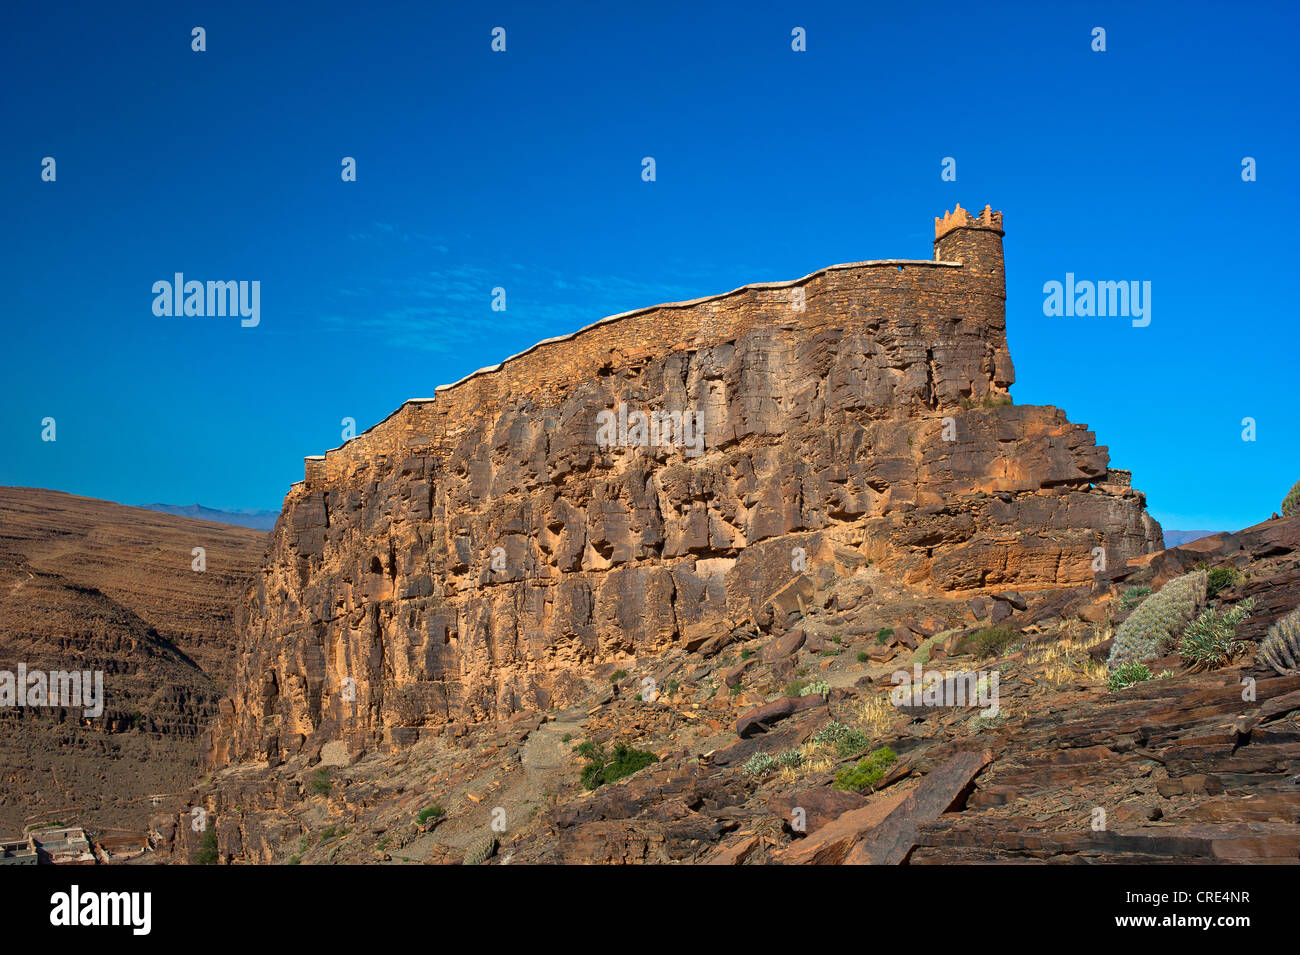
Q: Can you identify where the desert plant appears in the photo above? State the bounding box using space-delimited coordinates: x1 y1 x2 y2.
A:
1205 566 1241 599
1107 661 1153 692
609 669 628 684
416 805 445 826
193 827 219 866
742 752 777 776
309 768 332 796
970 625 1016 659
810 721 849 747
1282 480 1300 518
580 742 658 790
810 720 869 756
831 726 871 757
875 628 894 645
1260 606 1300 674
1118 585 1152 613
462 835 498 866
1178 599 1255 670
834 746 897 793
856 651 870 663
783 679 808 698
804 679 831 697
1107 570 1207 669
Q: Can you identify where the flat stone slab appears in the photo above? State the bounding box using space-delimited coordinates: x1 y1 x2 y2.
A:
845 748 992 864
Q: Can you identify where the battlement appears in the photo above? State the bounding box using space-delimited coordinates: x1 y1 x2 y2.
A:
934 203 1003 242
291 209 1009 490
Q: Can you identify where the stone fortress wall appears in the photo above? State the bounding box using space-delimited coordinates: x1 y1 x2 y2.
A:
299 205 1010 490
205 205 1163 766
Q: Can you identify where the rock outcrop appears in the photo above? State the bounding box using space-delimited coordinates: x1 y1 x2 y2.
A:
205 205 1162 768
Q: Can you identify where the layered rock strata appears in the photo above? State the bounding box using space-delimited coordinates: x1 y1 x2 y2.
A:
206 205 1162 767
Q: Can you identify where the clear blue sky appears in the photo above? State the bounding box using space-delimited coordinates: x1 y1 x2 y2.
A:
2 1 1295 531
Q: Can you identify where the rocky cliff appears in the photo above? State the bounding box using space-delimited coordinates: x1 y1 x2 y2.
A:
205 205 1162 769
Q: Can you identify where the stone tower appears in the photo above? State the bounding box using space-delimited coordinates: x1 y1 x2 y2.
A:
934 203 1005 297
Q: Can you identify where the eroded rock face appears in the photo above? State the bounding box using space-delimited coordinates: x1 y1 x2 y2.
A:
205 206 1161 767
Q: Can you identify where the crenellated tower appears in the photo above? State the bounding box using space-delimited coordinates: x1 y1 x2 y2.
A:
934 203 1005 297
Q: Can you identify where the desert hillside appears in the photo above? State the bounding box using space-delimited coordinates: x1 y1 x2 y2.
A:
0 488 266 835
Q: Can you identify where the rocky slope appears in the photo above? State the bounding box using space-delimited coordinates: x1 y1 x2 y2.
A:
0 488 265 835
204 205 1161 770
157 513 1299 865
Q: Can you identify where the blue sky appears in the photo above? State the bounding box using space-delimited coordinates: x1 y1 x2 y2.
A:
1 0 1295 531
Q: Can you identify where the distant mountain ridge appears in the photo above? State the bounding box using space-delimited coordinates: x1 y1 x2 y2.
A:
141 502 278 530
1163 529 1217 548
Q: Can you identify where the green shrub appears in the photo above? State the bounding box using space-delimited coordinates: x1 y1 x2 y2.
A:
783 679 808 698
875 628 894 645
416 805 445 825
971 625 1016 659
573 740 602 759
609 669 628 684
834 746 897 793
309 768 332 796
580 742 658 790
1118 586 1152 613
1108 570 1207 670
857 651 870 663
1178 599 1255 670
193 828 219 866
1107 661 1152 692
1282 480 1300 518
1205 566 1241 599
1260 606 1300 675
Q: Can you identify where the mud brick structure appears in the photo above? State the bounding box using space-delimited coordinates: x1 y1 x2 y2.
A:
204 205 1162 767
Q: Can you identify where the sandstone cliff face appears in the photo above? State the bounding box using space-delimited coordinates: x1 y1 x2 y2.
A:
206 206 1161 767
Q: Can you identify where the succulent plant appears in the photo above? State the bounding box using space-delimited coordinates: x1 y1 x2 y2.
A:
1178 599 1254 671
1283 480 1300 518
462 835 498 866
1260 606 1300 675
1107 570 1207 670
